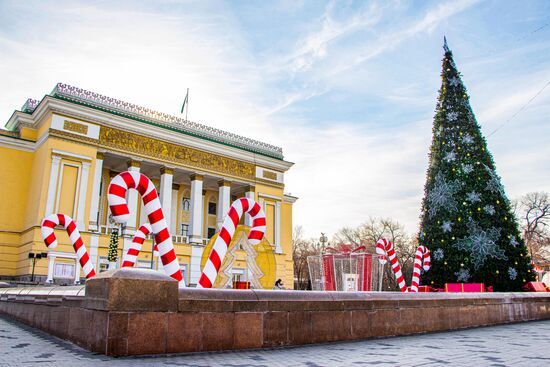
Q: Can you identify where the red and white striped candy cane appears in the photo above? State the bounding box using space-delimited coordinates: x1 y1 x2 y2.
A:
41 214 96 279
121 223 152 268
410 245 430 292
108 171 182 283
375 238 407 292
198 197 265 288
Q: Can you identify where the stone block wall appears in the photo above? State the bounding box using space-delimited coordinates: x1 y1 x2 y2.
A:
1 268 550 356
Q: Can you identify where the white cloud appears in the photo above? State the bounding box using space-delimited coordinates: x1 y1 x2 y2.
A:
1 0 548 242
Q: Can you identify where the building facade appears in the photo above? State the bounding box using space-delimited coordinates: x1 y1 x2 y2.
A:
0 83 296 287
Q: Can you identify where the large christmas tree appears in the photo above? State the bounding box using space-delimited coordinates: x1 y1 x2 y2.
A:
418 39 535 291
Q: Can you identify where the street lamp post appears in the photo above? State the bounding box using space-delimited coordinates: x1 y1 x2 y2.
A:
28 252 48 283
319 233 328 253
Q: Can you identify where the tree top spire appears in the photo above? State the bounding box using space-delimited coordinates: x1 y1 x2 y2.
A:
443 36 451 53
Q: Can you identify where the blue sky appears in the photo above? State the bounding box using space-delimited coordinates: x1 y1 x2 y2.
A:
1 0 549 239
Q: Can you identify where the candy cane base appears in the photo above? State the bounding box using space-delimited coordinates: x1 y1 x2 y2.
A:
376 238 407 292
108 171 183 283
41 214 96 279
410 245 431 292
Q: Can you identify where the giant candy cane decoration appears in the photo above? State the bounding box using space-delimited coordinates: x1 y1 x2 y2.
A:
121 223 152 268
198 197 266 288
41 214 96 279
376 238 407 292
410 245 430 292
108 171 183 283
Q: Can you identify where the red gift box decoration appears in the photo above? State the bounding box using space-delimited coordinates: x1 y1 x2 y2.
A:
444 283 486 292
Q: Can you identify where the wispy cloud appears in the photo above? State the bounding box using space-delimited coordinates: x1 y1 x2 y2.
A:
1 0 548 239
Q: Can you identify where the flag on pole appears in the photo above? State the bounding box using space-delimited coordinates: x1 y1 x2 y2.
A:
181 88 189 115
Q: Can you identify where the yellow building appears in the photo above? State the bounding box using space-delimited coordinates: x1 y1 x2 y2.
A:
0 83 296 288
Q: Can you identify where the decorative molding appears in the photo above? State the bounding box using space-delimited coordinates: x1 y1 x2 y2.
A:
127 159 141 168
160 166 174 175
218 179 232 187
51 83 284 159
190 173 204 181
63 120 88 135
52 149 92 162
0 135 34 152
255 177 285 189
9 96 294 172
255 166 283 184
51 114 100 140
258 192 281 201
283 194 298 204
100 126 255 180
21 98 40 113
262 170 277 180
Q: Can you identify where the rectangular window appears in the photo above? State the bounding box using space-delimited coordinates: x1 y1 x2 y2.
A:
208 202 217 215
54 263 75 279
207 227 216 239
98 256 110 272
181 223 189 237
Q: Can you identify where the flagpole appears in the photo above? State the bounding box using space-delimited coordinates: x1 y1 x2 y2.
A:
185 88 189 121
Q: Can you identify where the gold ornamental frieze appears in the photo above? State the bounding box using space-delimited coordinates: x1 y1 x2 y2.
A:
99 126 255 180
63 120 89 135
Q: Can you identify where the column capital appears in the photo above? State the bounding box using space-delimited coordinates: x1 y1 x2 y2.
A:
244 185 255 193
190 173 204 181
172 183 181 191
96 151 105 160
160 166 174 175
202 189 207 196
127 159 141 169
218 179 232 187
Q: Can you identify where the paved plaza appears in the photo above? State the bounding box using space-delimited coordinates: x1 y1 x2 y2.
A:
1 315 549 366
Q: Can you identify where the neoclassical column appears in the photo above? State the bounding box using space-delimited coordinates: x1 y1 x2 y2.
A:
44 155 62 217
46 255 56 283
74 259 81 284
124 160 141 236
244 185 255 226
217 180 231 230
76 161 91 231
188 174 204 286
171 184 179 234
274 201 282 254
88 152 104 231
159 166 174 232
89 233 99 272
188 174 204 244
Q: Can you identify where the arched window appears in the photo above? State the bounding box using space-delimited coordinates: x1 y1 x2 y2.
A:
182 197 190 211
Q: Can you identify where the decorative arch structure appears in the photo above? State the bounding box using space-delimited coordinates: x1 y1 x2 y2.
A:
200 225 276 289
